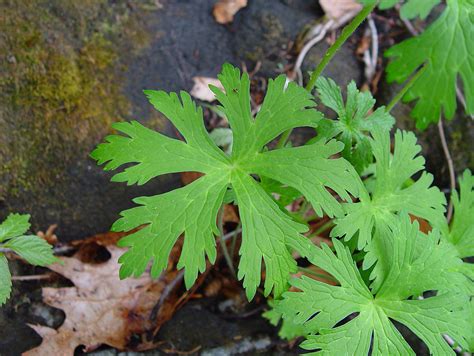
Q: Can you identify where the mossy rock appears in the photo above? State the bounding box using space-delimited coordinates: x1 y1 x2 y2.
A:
0 0 177 240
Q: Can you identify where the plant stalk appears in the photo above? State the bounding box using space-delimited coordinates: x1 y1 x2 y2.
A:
386 64 427 113
277 3 376 149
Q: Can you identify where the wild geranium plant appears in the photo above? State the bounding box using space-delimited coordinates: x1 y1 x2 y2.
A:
92 3 473 354
0 214 58 305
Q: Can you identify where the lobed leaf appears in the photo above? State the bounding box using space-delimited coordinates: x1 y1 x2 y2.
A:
92 63 361 298
331 129 446 251
385 0 474 129
277 215 469 355
315 78 394 173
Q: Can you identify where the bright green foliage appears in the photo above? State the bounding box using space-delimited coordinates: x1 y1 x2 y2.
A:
315 78 394 173
0 254 11 305
360 0 440 19
0 213 58 305
3 235 58 266
439 169 474 348
331 128 446 250
442 169 474 258
0 214 31 242
91 63 361 299
385 0 474 129
276 215 469 355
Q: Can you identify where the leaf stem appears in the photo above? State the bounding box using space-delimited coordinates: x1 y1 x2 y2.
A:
298 267 337 283
307 220 335 236
305 3 377 92
386 64 427 113
277 3 376 149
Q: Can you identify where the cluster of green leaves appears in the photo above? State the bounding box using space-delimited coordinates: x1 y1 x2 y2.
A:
93 60 473 352
362 0 474 129
265 78 473 354
274 171 473 354
91 64 363 300
0 214 58 305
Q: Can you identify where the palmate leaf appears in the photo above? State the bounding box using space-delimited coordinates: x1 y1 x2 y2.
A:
331 128 446 251
315 78 394 173
276 214 469 355
92 64 361 299
385 0 474 129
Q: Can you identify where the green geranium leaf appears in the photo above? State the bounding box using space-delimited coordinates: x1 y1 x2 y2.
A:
385 0 474 129
331 128 446 250
276 214 469 355
315 78 394 173
92 63 361 299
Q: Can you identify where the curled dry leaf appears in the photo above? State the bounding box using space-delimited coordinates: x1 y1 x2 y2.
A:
319 0 362 20
24 245 181 355
212 0 247 24
190 76 223 102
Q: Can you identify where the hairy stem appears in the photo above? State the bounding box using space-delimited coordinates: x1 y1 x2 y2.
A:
386 64 427 113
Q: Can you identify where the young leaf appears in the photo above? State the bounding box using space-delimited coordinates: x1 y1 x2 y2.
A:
331 128 446 251
4 235 59 266
92 64 361 299
277 215 469 355
315 78 394 173
385 0 474 129
0 253 11 305
360 0 440 19
0 213 31 242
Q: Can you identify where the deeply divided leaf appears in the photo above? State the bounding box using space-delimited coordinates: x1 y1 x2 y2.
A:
385 0 474 128
92 64 361 299
276 215 469 355
315 78 394 173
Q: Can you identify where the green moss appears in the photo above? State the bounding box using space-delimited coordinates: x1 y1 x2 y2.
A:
0 0 151 199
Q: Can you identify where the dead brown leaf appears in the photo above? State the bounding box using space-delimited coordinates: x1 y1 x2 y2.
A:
319 0 362 20
190 76 223 102
24 245 181 355
212 0 247 24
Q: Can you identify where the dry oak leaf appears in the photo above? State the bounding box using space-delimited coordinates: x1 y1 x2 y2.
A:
319 0 362 20
212 0 247 24
24 246 180 355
